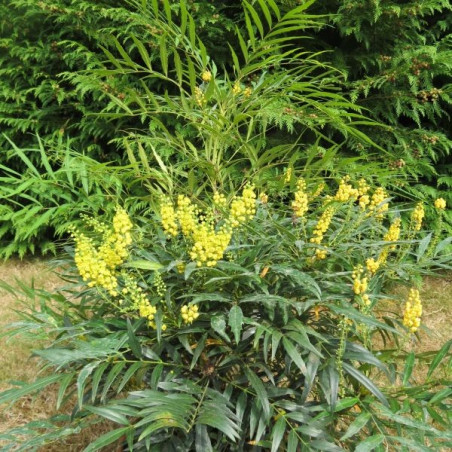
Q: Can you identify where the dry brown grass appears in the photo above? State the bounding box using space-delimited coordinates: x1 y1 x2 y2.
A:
0 259 113 451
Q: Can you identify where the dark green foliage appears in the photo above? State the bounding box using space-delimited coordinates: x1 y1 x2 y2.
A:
310 0 452 230
0 137 142 259
0 0 239 157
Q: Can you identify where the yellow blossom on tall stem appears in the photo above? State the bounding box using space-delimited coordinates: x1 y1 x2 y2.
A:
292 178 309 218
369 187 389 219
434 198 446 210
229 185 256 228
403 288 422 333
384 217 401 250
334 176 359 202
73 206 133 297
201 70 212 82
160 198 178 237
411 202 425 231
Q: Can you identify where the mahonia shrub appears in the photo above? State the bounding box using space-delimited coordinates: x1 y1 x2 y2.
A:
0 177 451 451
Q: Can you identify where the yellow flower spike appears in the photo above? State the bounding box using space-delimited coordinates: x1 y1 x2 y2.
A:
434 198 446 210
160 198 178 237
243 86 252 97
411 202 425 231
369 187 389 219
334 177 359 202
181 304 201 324
292 178 309 218
229 185 256 228
259 192 268 204
232 82 241 95
403 288 422 333
310 206 334 249
384 217 401 250
366 258 380 275
284 168 292 183
352 265 367 295
213 192 227 208
201 70 212 82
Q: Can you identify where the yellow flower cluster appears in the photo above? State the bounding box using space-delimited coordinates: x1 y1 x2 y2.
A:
357 179 370 209
403 288 422 333
194 87 205 106
201 70 212 82
154 271 166 300
411 202 425 231
284 167 292 183
181 304 199 324
73 207 133 296
366 258 380 275
139 299 158 327
232 82 241 95
159 189 256 268
334 176 359 202
292 178 309 218
160 199 178 237
369 187 389 219
260 192 268 204
243 86 252 97
383 217 401 250
434 198 446 210
310 206 334 245
190 223 232 267
74 233 119 296
352 265 368 295
98 207 133 268
229 185 256 228
213 192 227 208
177 195 198 237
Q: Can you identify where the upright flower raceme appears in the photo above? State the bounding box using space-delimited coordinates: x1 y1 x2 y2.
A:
158 186 257 268
411 202 425 231
334 176 359 202
403 288 422 333
73 206 133 296
434 198 446 210
229 185 256 228
369 187 389 219
292 178 309 218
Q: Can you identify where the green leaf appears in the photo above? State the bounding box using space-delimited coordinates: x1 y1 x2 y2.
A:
77 362 99 408
340 412 371 440
283 337 306 374
190 333 207 370
85 405 130 425
56 372 76 410
402 352 415 386
211 314 230 342
342 363 388 407
417 232 432 262
91 362 110 403
127 319 143 359
287 430 298 452
83 426 132 452
123 260 163 271
244 367 270 419
354 434 385 452
271 416 286 452
117 362 147 394
228 305 243 344
427 340 451 379
195 424 213 452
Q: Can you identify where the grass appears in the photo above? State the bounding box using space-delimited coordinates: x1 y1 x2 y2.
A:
0 259 113 451
0 259 450 449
